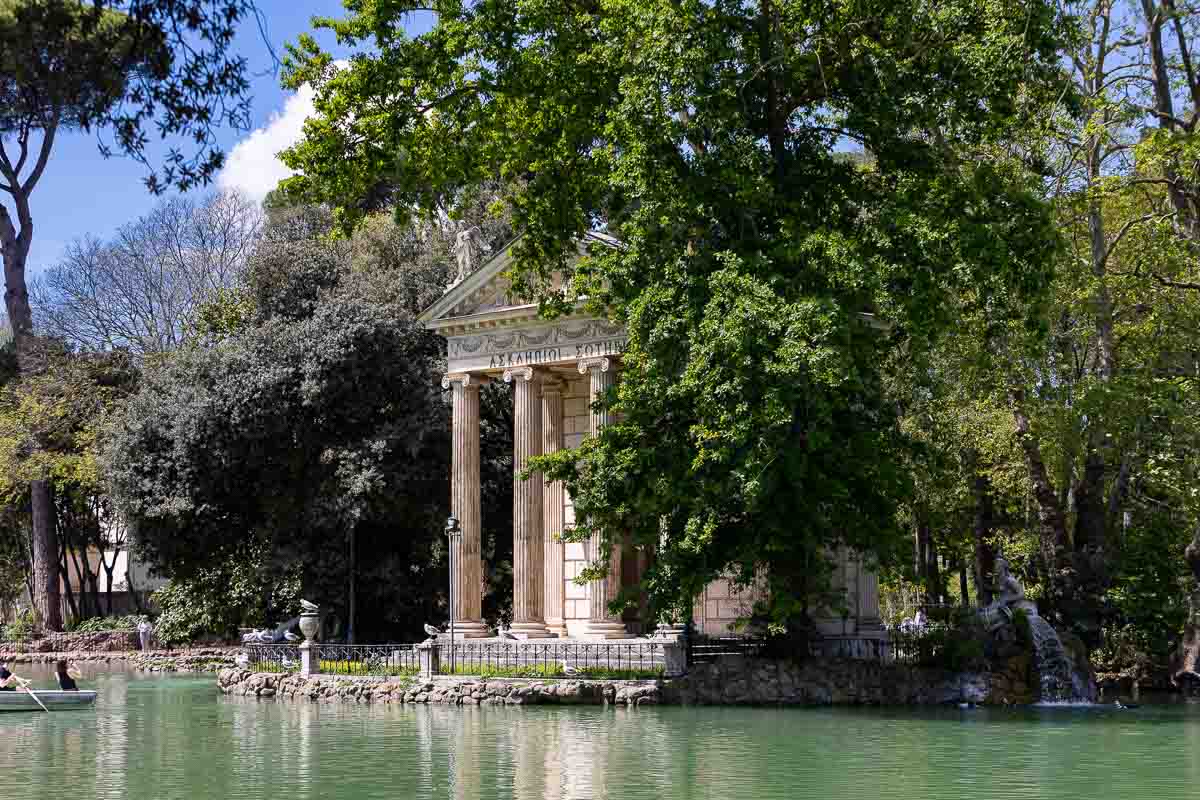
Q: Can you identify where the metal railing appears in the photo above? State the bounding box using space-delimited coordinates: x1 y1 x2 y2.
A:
887 626 949 666
316 643 420 676
244 643 301 672
436 641 666 678
687 635 768 664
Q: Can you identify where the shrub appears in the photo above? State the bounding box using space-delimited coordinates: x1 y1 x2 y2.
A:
71 614 149 634
1 608 37 642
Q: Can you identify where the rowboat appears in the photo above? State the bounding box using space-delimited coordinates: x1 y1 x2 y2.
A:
0 690 97 712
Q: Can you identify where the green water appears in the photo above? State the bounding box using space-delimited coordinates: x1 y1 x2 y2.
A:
1 667 1199 799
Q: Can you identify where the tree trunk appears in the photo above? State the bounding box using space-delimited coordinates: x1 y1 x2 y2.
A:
58 534 78 624
1009 392 1070 557
347 527 356 645
973 472 996 607
958 560 970 607
31 480 62 630
3 190 61 631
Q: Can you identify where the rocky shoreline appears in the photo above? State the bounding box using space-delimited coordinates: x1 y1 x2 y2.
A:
0 647 238 673
217 655 1029 707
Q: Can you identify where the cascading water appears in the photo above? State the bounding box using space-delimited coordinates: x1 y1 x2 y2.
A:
1027 615 1094 703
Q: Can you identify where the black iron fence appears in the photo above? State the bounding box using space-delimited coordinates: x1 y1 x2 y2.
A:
435 640 666 679
244 643 301 672
317 643 420 676
889 628 934 664
686 635 768 664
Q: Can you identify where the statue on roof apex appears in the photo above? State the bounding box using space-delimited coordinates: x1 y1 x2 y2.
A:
452 226 491 286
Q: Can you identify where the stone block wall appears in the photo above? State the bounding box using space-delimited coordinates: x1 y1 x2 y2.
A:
20 631 141 653
561 373 591 635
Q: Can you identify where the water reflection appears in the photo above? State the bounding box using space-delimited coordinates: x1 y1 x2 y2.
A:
6 673 1200 799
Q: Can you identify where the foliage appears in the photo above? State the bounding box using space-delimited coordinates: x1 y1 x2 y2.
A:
281 0 1069 628
107 206 516 641
69 613 148 633
1 606 35 641
0 0 255 192
151 554 301 645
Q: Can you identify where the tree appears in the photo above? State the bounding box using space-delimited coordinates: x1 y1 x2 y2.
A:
279 0 1069 630
105 206 517 641
0 345 137 625
1 0 257 629
35 190 261 354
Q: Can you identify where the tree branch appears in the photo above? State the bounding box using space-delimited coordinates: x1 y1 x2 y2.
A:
22 110 59 194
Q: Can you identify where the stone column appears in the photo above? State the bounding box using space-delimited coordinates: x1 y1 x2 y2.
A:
505 366 551 638
443 372 490 638
856 555 885 636
541 375 568 637
578 357 631 639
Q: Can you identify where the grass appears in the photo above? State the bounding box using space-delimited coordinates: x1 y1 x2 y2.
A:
319 659 419 677
438 661 665 680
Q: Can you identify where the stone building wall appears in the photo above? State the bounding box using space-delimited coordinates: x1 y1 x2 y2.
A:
561 372 591 636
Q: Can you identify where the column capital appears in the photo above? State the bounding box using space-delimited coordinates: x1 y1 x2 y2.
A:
442 372 490 390
503 366 538 384
577 357 613 375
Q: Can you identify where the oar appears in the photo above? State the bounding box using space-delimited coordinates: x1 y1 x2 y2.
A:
16 678 49 713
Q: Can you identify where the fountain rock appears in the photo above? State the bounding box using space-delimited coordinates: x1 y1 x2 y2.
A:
977 558 1095 703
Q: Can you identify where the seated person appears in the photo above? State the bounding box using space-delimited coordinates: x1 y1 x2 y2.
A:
55 660 80 691
0 661 18 691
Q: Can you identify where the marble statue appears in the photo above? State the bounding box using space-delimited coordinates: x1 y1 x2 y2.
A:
451 227 490 286
980 557 1038 629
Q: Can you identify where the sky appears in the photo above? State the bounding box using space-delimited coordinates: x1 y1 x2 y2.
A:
11 0 421 276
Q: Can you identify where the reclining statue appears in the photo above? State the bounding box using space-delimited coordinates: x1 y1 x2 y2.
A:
979 557 1038 630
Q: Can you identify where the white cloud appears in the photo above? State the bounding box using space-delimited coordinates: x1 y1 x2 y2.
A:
218 83 318 204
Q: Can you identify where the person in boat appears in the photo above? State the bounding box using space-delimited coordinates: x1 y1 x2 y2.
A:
0 660 18 691
55 660 81 691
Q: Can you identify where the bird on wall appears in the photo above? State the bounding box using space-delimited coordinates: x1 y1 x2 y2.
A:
300 599 319 613
500 628 518 640
423 624 442 638
283 631 301 643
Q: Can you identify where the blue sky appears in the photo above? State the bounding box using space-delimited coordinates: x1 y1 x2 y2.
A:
13 0 425 275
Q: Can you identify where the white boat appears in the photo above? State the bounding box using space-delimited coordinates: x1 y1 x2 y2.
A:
0 690 97 712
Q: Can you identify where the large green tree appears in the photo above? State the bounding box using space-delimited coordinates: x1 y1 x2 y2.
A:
1 0 257 629
279 0 1069 630
105 207 517 641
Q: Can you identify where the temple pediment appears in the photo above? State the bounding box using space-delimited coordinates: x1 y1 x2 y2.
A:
418 231 620 330
420 232 626 374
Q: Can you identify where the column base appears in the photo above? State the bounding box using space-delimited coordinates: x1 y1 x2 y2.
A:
507 622 556 639
545 620 569 638
445 621 492 639
579 620 634 640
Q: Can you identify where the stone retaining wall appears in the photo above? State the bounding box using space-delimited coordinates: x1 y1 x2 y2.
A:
218 656 1016 707
672 657 993 705
6 631 141 653
217 669 663 706
0 647 238 673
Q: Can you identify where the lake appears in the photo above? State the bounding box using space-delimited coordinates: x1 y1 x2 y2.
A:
1 666 1198 799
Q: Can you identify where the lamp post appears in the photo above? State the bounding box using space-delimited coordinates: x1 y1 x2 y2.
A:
445 515 461 673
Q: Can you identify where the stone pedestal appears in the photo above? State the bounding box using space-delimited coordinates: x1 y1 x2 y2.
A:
299 641 315 677
417 640 440 679
505 367 553 639
444 373 491 639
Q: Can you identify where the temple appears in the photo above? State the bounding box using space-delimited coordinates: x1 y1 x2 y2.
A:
419 234 885 644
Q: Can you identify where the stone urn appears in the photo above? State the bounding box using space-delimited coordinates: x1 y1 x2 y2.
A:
299 612 320 642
